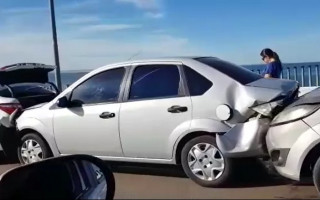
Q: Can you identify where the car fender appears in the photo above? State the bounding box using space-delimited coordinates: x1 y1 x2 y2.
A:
171 118 231 161
17 117 60 157
285 125 320 180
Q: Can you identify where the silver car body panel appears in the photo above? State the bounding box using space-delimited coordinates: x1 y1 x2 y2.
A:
217 118 270 157
266 115 320 181
17 57 298 163
302 107 320 128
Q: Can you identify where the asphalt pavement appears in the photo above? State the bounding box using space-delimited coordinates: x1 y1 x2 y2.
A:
0 158 318 199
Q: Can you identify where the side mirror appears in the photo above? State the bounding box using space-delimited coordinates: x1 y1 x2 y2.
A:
0 155 115 200
57 96 69 108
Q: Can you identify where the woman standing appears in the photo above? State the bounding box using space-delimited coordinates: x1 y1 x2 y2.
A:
260 48 283 78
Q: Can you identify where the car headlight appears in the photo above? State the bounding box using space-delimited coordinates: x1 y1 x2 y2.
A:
271 104 320 126
250 100 282 117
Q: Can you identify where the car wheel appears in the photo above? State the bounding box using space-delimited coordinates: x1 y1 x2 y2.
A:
181 135 233 187
17 133 52 165
313 156 320 193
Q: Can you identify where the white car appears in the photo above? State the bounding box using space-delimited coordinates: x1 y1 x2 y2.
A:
266 88 320 190
0 63 58 159
16 57 298 187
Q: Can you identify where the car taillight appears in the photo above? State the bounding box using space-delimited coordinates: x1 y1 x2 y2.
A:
0 103 22 115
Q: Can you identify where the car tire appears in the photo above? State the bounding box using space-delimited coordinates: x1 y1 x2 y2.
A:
17 133 52 165
181 135 233 187
313 156 320 193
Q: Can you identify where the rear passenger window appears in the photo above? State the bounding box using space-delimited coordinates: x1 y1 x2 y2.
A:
129 65 180 100
0 86 12 97
184 66 213 96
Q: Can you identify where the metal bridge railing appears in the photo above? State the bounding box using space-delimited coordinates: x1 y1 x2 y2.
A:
249 64 320 87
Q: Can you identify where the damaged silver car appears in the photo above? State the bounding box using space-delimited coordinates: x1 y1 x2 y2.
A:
16 57 298 187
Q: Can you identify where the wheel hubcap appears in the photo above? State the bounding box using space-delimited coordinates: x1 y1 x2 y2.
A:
21 139 43 164
187 143 225 181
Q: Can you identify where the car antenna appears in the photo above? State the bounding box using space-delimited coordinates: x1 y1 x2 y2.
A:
128 50 142 61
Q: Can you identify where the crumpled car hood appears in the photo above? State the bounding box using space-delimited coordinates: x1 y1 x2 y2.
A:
245 78 299 103
284 87 320 108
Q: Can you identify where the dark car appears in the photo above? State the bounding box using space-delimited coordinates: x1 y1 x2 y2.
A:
0 63 59 159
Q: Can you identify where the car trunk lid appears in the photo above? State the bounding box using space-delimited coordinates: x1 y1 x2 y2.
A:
0 63 55 85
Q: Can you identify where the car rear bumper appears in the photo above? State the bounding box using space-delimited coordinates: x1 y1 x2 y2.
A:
216 118 270 158
0 126 19 158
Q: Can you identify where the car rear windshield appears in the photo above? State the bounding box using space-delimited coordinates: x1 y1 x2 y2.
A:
195 57 261 85
9 83 57 98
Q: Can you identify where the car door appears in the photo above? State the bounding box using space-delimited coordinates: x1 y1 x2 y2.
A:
120 63 192 159
53 67 127 157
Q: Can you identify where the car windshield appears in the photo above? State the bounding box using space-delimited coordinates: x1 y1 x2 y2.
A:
9 83 57 98
195 57 262 85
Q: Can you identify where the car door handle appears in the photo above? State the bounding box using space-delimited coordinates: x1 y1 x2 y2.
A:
99 112 115 119
167 106 188 113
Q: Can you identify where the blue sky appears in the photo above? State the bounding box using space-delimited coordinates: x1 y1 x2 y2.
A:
0 0 320 70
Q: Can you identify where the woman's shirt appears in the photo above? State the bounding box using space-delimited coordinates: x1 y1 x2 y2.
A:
262 61 282 78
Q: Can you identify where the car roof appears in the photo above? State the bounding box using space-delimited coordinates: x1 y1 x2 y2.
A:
95 56 218 71
115 56 215 65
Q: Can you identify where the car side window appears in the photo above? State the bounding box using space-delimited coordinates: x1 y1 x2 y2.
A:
129 65 180 100
184 66 213 96
71 68 125 105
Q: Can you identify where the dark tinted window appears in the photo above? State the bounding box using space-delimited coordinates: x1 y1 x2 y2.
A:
71 68 125 104
184 66 213 96
10 83 56 98
0 85 12 97
129 65 180 100
195 57 261 85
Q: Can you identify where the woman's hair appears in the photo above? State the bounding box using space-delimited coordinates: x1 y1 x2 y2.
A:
260 48 282 66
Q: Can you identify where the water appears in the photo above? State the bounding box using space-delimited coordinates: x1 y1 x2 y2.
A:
49 71 88 90
49 62 320 90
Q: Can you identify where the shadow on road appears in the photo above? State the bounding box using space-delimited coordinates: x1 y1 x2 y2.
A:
108 161 187 178
107 158 294 188
0 153 19 165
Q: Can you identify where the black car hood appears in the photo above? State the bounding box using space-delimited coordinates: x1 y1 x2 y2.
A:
0 63 55 85
287 87 320 108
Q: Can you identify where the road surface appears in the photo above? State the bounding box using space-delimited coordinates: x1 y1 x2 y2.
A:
0 159 318 199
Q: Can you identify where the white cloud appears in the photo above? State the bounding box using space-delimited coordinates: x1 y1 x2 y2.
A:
0 0 99 15
116 0 164 18
62 16 100 24
59 0 100 11
79 24 141 32
0 34 53 67
145 12 164 19
116 0 159 10
208 33 320 65
0 7 46 14
0 32 202 70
